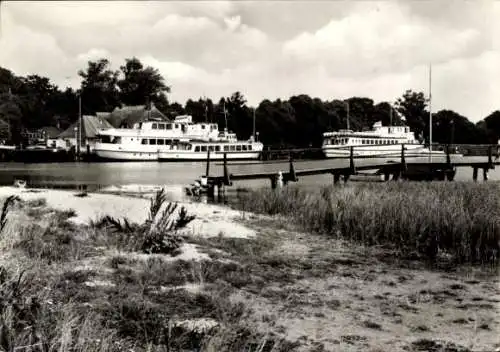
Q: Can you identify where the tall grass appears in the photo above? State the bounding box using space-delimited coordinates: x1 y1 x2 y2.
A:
235 182 500 265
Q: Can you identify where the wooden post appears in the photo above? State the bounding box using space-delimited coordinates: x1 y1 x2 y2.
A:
207 182 215 198
349 146 356 175
333 173 340 184
223 152 232 186
384 171 391 181
445 144 451 166
205 149 211 177
288 154 297 182
343 172 350 183
483 168 489 181
400 143 407 172
472 167 478 182
488 146 493 169
270 176 277 189
217 181 225 199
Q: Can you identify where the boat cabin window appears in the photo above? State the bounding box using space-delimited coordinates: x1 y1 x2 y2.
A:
201 125 206 129
195 146 200 152
157 139 165 145
112 137 121 144
248 145 252 151
208 146 214 152
214 146 220 152
236 145 242 151
100 135 112 143
230 146 236 151
242 145 248 151
152 123 158 129
158 124 165 130
201 146 207 152
166 124 173 130
149 139 157 145
175 124 180 129
141 139 148 145
223 146 229 151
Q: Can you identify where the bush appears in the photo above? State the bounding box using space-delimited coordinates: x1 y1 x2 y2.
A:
92 189 195 255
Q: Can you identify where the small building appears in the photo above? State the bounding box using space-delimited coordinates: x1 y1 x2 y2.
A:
57 115 114 153
38 126 62 148
106 103 170 128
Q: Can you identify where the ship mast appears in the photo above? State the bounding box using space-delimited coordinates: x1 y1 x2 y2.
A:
252 107 256 141
345 101 350 130
428 64 432 163
223 101 228 132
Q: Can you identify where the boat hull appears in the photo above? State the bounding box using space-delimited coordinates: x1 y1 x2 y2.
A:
94 144 263 161
158 151 261 161
94 148 160 161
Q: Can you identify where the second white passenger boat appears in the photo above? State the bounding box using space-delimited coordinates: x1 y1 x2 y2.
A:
322 121 447 158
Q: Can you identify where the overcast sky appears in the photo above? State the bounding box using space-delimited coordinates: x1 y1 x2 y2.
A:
1 1 499 121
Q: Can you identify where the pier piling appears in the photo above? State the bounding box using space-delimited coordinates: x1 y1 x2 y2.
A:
205 149 211 177
483 168 489 181
488 146 493 169
473 167 478 182
446 144 451 167
349 146 356 175
333 173 341 184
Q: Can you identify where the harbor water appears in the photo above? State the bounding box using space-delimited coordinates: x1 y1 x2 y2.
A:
1 155 499 195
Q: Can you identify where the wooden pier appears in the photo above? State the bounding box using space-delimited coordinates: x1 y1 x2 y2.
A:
196 143 500 198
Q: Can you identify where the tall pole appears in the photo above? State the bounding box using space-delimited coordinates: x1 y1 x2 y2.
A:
346 101 350 130
223 101 228 132
78 93 82 160
389 105 393 127
429 64 432 163
253 107 256 140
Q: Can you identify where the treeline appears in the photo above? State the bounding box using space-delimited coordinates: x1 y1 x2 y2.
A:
1 57 500 147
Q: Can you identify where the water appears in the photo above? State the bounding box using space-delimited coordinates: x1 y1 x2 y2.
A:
0 156 498 194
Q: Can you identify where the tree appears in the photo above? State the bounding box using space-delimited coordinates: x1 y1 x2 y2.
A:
78 58 120 114
18 75 59 128
118 57 170 109
395 90 429 141
432 110 491 144
372 102 404 127
480 111 500 141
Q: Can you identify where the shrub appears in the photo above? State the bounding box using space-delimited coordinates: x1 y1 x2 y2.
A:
92 189 195 255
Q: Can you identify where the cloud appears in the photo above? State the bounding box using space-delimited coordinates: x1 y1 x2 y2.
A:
0 1 499 121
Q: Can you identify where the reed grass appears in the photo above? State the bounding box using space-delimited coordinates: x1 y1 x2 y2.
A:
234 182 500 265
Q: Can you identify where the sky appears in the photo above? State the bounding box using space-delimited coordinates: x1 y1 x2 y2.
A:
0 0 499 122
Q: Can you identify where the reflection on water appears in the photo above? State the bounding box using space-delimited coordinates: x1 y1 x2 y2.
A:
0 156 498 195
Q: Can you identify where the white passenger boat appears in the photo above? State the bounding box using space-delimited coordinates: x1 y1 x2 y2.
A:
94 115 264 161
322 121 447 158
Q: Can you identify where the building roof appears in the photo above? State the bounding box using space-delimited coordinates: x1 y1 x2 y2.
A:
38 126 61 138
58 115 114 139
107 103 170 128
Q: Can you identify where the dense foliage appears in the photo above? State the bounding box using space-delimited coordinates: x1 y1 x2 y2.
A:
1 58 499 146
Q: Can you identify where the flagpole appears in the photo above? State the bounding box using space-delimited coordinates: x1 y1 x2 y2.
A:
253 107 256 140
223 101 228 132
429 64 432 163
78 93 82 160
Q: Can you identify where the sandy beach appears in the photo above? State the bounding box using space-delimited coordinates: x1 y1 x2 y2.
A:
0 185 256 239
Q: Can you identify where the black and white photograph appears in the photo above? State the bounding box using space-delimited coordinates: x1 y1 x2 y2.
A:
0 0 499 351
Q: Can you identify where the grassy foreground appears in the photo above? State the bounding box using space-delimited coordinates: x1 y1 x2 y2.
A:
234 182 500 266
0 185 499 352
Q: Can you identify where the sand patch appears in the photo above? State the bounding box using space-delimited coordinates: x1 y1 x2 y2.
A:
0 187 256 239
